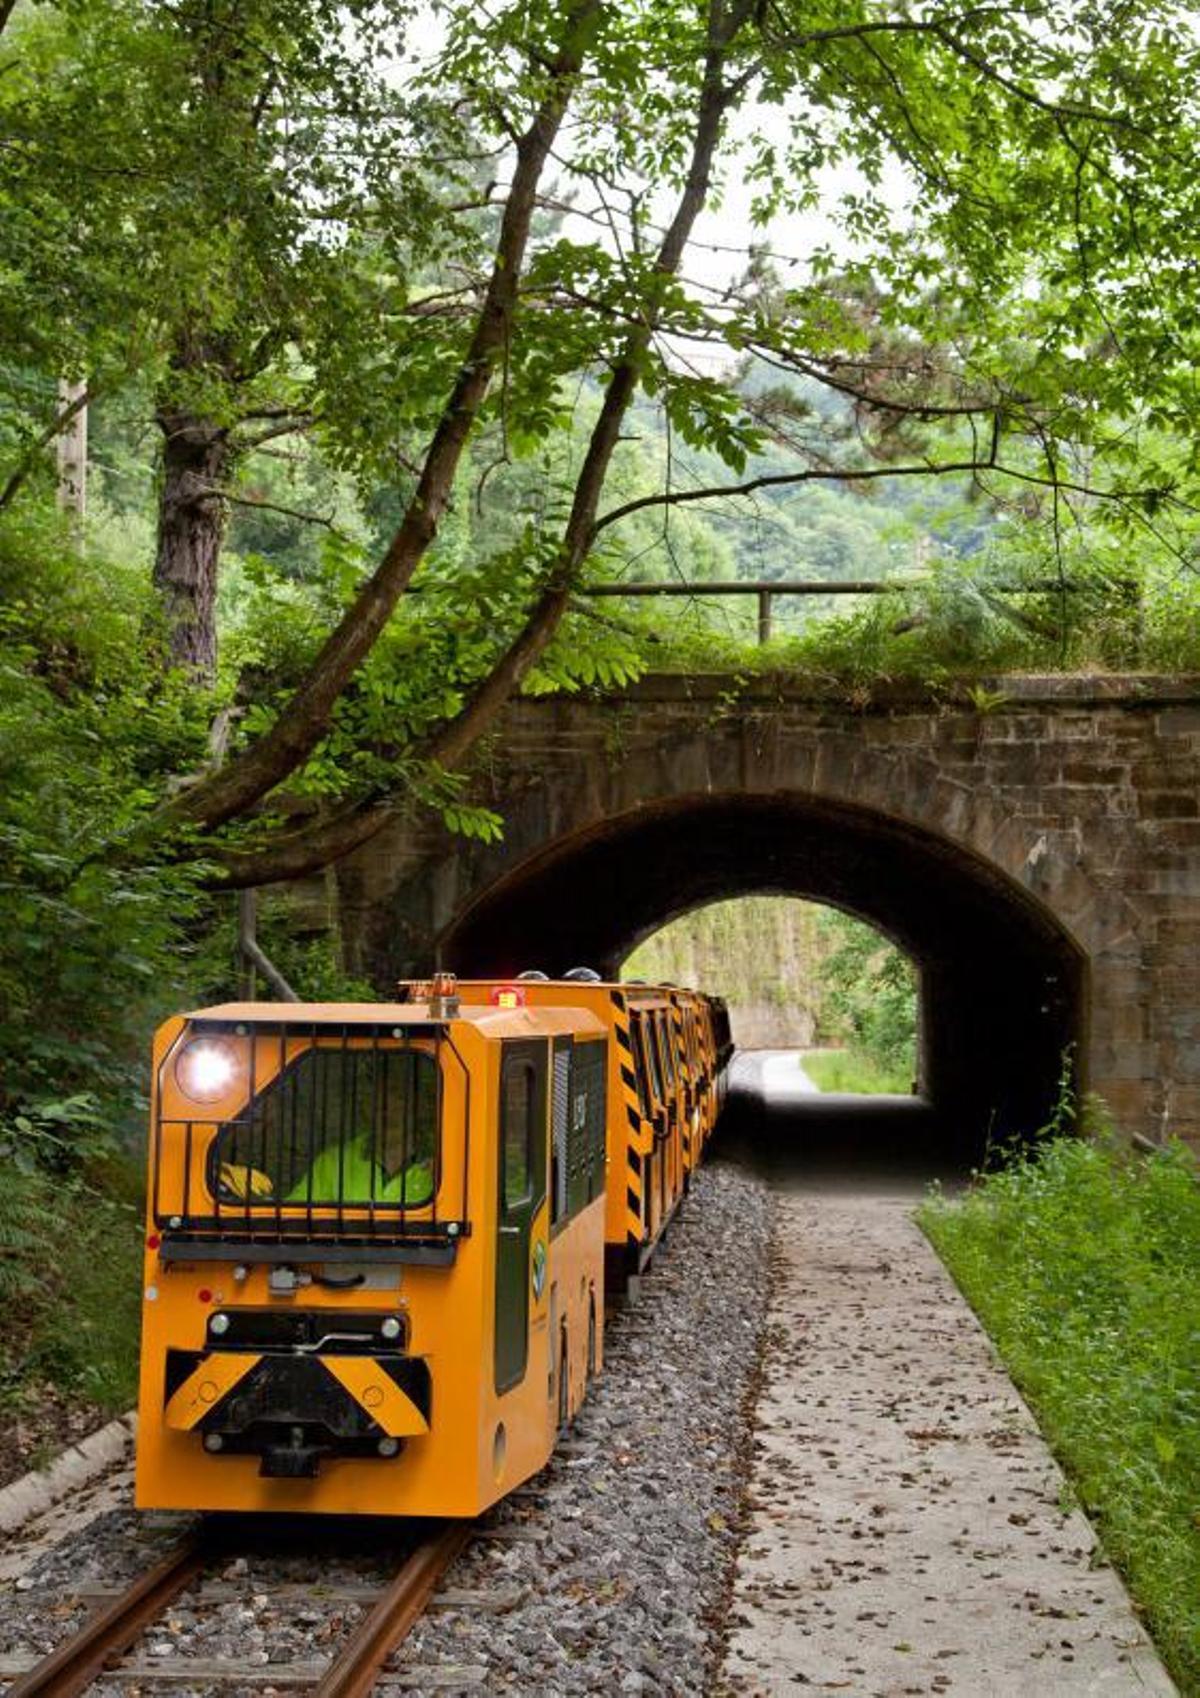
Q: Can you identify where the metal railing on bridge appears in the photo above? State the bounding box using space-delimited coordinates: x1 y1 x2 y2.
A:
581 578 1078 644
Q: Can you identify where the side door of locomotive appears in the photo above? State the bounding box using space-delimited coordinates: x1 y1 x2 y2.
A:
495 1039 548 1394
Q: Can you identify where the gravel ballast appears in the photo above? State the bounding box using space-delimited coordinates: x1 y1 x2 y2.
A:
0 1160 773 1696
406 1161 772 1694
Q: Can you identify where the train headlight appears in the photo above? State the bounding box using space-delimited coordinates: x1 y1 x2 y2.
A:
175 1038 239 1104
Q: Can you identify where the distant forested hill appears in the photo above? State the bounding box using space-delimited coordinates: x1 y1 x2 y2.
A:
623 896 917 1068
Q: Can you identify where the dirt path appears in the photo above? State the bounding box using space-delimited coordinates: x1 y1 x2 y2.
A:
720 1192 1176 1698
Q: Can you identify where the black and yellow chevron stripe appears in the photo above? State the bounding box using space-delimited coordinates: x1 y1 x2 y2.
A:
611 990 650 1254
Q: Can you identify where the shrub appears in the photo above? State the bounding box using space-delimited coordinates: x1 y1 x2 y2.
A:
0 1162 143 1417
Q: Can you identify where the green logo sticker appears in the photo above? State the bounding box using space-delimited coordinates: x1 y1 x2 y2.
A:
531 1238 547 1301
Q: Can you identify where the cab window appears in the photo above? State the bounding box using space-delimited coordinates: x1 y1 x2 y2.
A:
502 1061 536 1208
211 1045 438 1209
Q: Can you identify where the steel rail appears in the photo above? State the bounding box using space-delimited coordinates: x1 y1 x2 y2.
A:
7 1531 211 1698
8 1519 469 1698
313 1521 472 1698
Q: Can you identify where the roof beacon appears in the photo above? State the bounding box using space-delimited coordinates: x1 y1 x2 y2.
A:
429 971 460 1017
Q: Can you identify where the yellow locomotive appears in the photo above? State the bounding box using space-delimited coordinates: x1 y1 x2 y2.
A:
136 975 729 1518
137 986 606 1517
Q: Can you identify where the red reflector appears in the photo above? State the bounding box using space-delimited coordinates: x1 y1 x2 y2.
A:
146 1232 161 1250
197 1287 213 1303
490 985 526 1008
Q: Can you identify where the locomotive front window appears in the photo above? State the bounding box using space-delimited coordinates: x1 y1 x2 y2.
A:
211 1045 438 1210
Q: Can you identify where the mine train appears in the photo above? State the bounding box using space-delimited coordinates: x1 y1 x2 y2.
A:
136 973 732 1519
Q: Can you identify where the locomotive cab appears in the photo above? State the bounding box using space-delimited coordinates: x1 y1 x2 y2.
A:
136 994 608 1518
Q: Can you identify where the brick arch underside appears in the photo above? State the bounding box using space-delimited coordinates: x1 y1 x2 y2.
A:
439 793 1085 1154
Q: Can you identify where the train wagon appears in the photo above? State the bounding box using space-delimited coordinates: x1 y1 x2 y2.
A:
136 984 607 1518
669 986 719 1170
453 977 727 1284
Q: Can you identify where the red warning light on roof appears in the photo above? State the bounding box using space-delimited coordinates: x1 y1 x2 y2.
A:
490 985 526 1008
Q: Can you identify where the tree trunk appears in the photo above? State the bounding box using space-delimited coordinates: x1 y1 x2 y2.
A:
55 378 88 527
153 411 231 684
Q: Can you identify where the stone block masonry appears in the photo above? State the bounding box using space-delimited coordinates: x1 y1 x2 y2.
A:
329 675 1200 1151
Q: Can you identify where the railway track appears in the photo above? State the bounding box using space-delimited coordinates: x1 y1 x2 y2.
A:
5 1520 471 1698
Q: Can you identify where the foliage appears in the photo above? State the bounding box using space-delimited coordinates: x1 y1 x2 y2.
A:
0 507 371 1157
0 508 213 1147
920 1137 1200 1694
203 892 379 1004
0 1160 143 1415
813 908 917 1074
624 897 825 1023
617 522 1200 689
0 0 461 472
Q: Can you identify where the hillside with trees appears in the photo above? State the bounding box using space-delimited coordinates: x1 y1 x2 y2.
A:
624 898 917 1086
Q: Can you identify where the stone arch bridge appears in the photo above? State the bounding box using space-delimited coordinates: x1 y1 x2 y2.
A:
329 674 1200 1155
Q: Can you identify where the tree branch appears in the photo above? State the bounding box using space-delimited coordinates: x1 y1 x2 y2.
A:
196 485 350 537
212 0 763 887
213 798 396 887
235 414 316 449
925 20 1134 130
743 337 1004 421
759 8 1137 130
592 455 1175 536
156 0 602 837
466 0 758 669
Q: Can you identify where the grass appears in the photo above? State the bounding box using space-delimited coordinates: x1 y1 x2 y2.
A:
0 1162 143 1422
918 1137 1200 1695
801 1047 914 1095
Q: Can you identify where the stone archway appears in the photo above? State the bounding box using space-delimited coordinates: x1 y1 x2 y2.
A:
437 791 1084 1156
